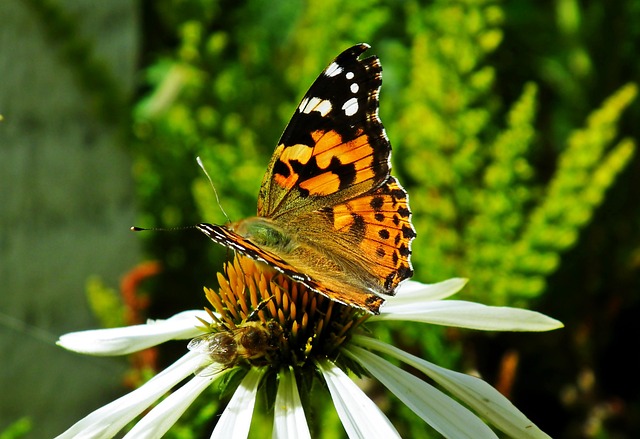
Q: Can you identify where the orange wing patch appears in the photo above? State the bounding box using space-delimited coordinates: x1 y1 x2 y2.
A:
272 144 313 190
295 129 376 196
312 130 371 167
272 129 378 198
324 176 415 293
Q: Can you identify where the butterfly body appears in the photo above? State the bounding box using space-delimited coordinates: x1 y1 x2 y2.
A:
198 44 415 314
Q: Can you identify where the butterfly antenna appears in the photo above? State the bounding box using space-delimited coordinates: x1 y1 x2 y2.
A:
197 156 231 223
0 311 58 344
130 225 196 232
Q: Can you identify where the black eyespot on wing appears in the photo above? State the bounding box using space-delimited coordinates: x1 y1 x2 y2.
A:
402 225 417 239
370 196 385 211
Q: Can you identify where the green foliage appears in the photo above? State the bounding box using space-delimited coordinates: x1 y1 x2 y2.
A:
495 84 637 304
85 275 127 328
388 1 505 290
0 418 31 439
385 2 637 305
405 70 636 305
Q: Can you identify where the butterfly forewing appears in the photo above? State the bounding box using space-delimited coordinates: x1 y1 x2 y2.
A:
258 43 391 219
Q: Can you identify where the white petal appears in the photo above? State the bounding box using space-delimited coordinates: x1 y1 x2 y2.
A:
317 359 400 439
57 310 208 355
344 346 498 439
55 351 204 439
123 370 218 439
210 367 265 439
374 300 563 332
388 278 468 305
273 367 311 439
354 336 552 439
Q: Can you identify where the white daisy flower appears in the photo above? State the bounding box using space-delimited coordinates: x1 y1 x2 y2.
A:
56 256 562 438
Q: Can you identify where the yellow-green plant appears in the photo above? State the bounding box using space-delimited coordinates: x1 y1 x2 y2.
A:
386 2 636 305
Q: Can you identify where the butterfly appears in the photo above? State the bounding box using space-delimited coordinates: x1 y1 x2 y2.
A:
197 43 415 314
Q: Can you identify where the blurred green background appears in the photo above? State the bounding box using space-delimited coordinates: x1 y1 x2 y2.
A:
1 0 638 438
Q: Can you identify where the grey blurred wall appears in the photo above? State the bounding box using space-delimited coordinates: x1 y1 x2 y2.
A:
1 1 140 436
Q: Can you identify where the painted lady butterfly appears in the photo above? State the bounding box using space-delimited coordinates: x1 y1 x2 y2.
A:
197 44 415 314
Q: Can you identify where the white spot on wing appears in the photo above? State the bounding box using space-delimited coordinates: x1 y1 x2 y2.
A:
346 71 354 80
298 97 309 113
325 62 343 77
300 97 332 116
350 83 359 93
342 97 359 117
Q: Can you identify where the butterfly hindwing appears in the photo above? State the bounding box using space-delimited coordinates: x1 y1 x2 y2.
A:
196 223 384 311
288 176 415 299
326 176 415 292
